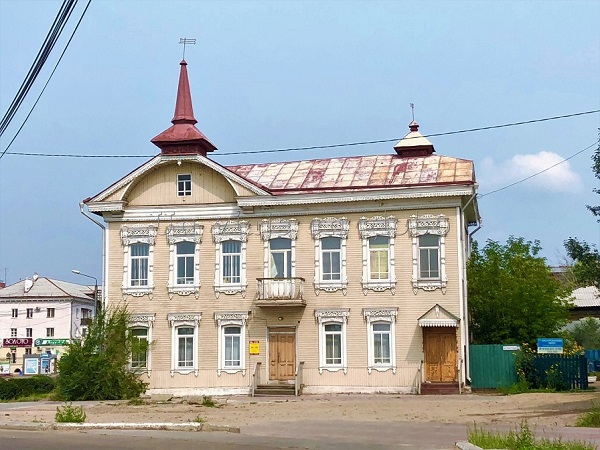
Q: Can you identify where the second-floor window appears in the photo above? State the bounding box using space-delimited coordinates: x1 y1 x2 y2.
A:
177 174 192 196
270 238 292 279
176 242 195 285
26 308 34 319
358 216 397 294
368 236 389 280
311 217 349 294
212 221 249 297
222 241 241 284
11 309 18 318
321 237 341 281
408 214 449 293
47 308 55 318
419 234 440 279
130 243 150 286
121 224 156 296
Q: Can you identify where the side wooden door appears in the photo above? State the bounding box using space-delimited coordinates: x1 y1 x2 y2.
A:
424 327 457 382
268 328 296 381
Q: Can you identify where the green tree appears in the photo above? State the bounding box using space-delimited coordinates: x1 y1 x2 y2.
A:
564 238 600 289
586 138 599 219
468 236 571 345
56 306 148 401
569 317 600 349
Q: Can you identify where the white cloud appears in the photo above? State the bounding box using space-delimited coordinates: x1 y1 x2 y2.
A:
479 151 583 193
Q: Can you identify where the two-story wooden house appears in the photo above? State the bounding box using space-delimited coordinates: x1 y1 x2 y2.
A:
84 60 480 396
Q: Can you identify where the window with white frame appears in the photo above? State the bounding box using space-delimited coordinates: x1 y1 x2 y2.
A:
212 221 250 297
260 219 298 278
166 222 203 298
168 313 201 376
47 328 54 338
121 225 157 297
408 214 449 293
177 174 192 196
363 308 397 373
11 309 18 318
26 328 32 337
47 308 55 318
10 328 17 337
128 313 154 373
358 216 397 294
26 308 33 318
215 312 248 375
311 217 349 294
315 309 349 373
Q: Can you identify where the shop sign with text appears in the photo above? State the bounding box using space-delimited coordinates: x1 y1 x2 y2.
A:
34 339 69 347
2 338 32 347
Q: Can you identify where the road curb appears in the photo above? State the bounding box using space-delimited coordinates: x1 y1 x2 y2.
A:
455 442 484 450
0 421 240 433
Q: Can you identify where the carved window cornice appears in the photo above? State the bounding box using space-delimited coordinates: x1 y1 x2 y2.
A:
128 313 156 329
314 308 350 324
211 220 250 243
363 307 398 323
214 311 249 325
166 222 203 244
408 214 449 237
310 217 349 239
358 216 397 239
121 225 157 246
167 312 202 328
260 218 298 241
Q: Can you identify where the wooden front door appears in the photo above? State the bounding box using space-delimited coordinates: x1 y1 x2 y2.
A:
269 327 296 381
423 327 457 382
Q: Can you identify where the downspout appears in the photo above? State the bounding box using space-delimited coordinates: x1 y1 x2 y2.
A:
79 203 106 310
462 190 482 385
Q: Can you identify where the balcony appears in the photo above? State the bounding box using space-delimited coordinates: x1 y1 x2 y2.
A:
255 278 306 307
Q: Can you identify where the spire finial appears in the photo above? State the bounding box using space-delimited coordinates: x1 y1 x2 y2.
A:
410 103 415 122
408 103 419 132
179 38 196 60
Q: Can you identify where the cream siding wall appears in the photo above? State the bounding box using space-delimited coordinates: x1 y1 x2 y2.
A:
105 203 466 393
126 162 238 206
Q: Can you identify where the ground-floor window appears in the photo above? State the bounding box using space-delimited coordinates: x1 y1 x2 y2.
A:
168 313 201 376
315 309 349 374
363 307 398 374
215 312 248 375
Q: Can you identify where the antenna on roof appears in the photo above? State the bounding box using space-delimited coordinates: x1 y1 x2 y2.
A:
410 103 415 122
179 38 196 60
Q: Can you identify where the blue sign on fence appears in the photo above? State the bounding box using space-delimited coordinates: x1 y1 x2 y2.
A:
537 338 564 354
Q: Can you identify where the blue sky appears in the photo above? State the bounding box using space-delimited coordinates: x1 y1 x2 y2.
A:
0 0 599 286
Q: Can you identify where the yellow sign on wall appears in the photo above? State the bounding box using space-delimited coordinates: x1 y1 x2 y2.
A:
249 340 260 355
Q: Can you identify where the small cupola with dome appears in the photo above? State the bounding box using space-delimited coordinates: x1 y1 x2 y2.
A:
393 120 435 158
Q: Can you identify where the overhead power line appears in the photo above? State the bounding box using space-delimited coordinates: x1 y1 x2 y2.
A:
2 109 599 159
0 0 92 161
0 0 77 138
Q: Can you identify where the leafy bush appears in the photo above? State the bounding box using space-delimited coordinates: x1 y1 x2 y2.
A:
56 306 148 401
0 376 55 401
55 402 86 423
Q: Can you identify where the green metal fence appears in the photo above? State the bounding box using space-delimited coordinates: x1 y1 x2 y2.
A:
532 354 588 390
470 344 518 389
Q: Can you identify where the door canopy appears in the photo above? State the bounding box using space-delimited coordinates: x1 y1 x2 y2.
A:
418 304 459 327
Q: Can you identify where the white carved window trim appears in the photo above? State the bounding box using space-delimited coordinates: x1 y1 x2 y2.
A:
363 307 398 374
212 221 250 297
215 312 248 376
310 217 349 295
128 313 155 376
166 222 203 298
121 225 157 298
408 214 449 293
168 313 201 376
260 219 298 278
315 309 349 374
358 216 397 295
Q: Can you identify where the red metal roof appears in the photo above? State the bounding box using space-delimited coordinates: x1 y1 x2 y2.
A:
227 153 475 194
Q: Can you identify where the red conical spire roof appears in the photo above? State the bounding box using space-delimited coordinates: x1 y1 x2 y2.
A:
151 60 217 156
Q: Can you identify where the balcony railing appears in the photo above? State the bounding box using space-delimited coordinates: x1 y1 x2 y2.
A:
255 277 306 307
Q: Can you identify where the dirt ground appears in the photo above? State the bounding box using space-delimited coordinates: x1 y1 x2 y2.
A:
4 391 599 428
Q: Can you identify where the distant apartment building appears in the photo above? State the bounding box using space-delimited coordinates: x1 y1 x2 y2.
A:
0 275 96 374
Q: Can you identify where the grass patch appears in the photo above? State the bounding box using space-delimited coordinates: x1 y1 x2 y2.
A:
201 395 217 407
468 421 596 450
127 397 145 406
575 404 600 428
191 415 204 423
55 402 86 423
